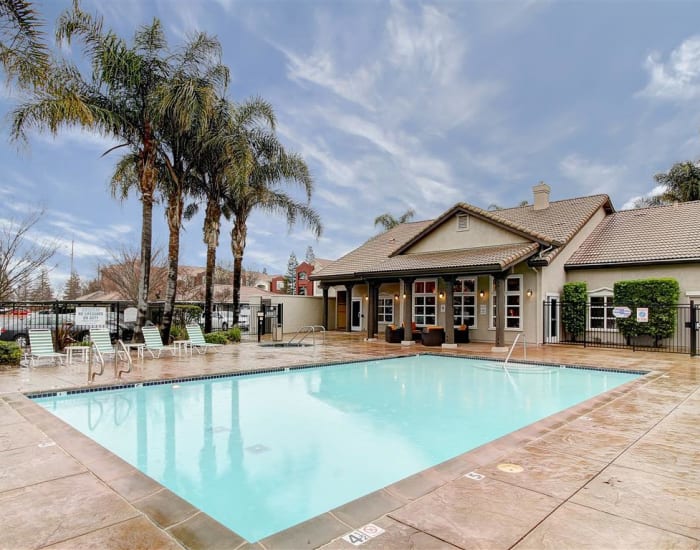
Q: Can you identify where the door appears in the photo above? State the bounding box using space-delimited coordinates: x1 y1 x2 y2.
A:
337 291 347 329
351 298 362 331
546 293 560 343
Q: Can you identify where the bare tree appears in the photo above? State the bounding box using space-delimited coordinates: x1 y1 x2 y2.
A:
98 245 168 303
0 210 57 300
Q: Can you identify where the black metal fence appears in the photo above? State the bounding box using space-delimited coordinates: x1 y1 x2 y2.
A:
0 300 130 348
543 300 699 355
0 300 283 347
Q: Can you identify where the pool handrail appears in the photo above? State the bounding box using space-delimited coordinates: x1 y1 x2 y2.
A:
287 325 326 346
504 333 526 367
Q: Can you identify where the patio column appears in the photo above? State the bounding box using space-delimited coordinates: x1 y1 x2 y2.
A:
401 277 415 341
345 283 355 333
321 285 329 329
443 276 455 345
493 273 507 351
366 281 378 340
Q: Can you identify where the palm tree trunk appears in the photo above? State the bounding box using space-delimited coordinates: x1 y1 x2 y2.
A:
203 199 221 333
230 215 247 325
136 192 153 341
162 188 183 343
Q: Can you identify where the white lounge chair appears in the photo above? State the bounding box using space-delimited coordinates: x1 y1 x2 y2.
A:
89 328 116 367
141 325 176 358
28 329 65 367
186 324 223 354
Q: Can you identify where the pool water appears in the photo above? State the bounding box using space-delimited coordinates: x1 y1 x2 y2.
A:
34 355 640 541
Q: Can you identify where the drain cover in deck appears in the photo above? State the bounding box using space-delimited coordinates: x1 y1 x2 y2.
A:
497 463 524 473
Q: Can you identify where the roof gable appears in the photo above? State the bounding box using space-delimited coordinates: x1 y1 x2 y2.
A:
313 192 615 281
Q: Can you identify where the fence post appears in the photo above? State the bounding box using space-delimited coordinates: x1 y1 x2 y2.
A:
690 300 697 357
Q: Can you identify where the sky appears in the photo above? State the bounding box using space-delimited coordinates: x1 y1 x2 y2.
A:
2 0 700 295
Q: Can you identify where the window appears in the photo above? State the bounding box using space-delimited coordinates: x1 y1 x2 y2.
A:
275 280 284 291
490 275 522 330
413 279 437 326
589 290 616 330
378 296 393 323
453 278 476 328
298 287 306 295
298 272 307 280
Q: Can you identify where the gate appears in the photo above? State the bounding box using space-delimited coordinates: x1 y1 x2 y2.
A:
543 300 699 356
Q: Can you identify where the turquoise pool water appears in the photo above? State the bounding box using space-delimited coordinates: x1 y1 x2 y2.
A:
34 355 640 541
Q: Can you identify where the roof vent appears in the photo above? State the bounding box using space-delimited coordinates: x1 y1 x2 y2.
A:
456 214 470 231
533 182 551 210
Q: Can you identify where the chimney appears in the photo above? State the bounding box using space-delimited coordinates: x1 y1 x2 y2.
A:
533 181 551 210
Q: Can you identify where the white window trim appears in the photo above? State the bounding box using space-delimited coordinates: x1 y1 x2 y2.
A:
488 274 523 331
377 294 394 324
413 278 438 327
456 214 470 231
453 277 477 329
588 288 617 332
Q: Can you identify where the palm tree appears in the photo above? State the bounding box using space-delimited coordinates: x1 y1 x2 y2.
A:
154 36 229 341
226 125 322 326
634 161 700 208
374 208 415 231
656 161 700 202
12 4 216 338
187 97 275 333
0 0 49 88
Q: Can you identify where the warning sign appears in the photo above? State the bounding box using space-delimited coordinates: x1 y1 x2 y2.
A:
75 307 107 327
636 308 649 323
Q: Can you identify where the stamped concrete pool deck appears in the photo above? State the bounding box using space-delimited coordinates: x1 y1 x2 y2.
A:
0 333 698 549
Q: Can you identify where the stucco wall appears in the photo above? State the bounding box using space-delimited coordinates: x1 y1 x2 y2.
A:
406 214 528 254
566 264 700 303
535 206 609 342
268 295 337 333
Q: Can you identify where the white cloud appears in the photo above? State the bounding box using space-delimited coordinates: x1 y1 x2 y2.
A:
559 155 628 196
638 36 700 100
620 184 666 210
284 47 380 109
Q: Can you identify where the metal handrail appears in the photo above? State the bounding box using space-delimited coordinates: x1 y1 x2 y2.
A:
504 333 526 367
115 340 133 379
288 325 326 346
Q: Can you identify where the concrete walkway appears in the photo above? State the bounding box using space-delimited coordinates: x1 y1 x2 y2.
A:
0 334 698 549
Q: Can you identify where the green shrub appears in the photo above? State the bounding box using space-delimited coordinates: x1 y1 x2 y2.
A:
225 326 241 343
562 282 587 341
173 304 202 326
169 324 187 342
0 341 22 366
614 278 680 345
204 331 228 345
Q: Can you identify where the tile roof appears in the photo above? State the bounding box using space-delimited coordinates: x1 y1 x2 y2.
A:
565 201 700 267
474 194 612 244
313 193 614 281
361 243 540 276
312 221 433 280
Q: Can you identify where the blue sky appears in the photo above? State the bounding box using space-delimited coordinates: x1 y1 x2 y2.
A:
2 0 700 294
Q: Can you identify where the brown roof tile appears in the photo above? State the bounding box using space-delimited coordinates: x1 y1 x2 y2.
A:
484 194 612 244
362 243 540 276
314 193 615 280
312 221 433 280
565 201 700 267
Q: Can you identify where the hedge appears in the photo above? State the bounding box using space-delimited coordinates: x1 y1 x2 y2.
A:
614 278 680 345
561 282 587 341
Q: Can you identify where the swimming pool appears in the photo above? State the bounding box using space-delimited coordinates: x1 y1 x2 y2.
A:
33 355 641 541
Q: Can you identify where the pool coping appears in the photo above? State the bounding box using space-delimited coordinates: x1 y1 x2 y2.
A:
12 354 658 549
